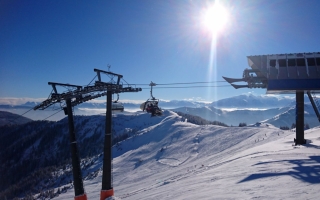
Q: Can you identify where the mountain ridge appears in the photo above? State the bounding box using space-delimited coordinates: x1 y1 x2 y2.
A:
0 111 32 126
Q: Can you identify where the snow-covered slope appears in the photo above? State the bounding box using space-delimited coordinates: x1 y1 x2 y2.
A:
55 111 320 200
0 111 173 199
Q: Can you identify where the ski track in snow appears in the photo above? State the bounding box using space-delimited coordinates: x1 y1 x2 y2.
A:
53 111 320 200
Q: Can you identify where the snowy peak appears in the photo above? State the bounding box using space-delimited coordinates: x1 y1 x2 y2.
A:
263 103 319 128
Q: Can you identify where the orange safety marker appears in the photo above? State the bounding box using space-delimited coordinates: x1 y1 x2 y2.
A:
100 189 114 200
74 193 87 200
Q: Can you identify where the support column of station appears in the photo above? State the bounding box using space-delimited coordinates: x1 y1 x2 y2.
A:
101 90 114 200
66 98 87 200
295 91 306 145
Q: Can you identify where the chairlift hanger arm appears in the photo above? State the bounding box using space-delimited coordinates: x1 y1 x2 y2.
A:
113 93 119 103
150 81 157 99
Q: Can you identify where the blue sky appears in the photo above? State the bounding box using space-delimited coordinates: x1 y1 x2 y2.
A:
1 0 320 103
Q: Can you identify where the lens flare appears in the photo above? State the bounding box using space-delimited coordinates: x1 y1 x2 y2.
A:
202 3 229 34
202 2 229 102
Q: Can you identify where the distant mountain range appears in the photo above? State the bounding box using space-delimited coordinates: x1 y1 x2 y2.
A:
172 106 288 127
1 94 319 128
172 104 320 128
210 94 294 108
0 100 206 110
0 94 296 109
72 100 207 109
263 104 320 128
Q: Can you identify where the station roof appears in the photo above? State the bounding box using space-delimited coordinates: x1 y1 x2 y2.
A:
247 52 320 93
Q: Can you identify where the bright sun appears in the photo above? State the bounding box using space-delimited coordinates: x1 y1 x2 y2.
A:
202 3 229 33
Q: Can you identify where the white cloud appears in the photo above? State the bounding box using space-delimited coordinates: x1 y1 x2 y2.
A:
87 97 146 104
159 99 170 102
0 97 146 106
183 97 211 103
0 97 46 105
114 99 145 104
239 92 295 100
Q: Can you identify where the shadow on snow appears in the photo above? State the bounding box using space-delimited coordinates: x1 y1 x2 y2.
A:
238 155 320 184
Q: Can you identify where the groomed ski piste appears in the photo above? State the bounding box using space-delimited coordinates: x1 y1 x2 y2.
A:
56 110 320 200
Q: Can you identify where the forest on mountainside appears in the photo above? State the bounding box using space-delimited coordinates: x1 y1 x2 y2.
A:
174 111 228 127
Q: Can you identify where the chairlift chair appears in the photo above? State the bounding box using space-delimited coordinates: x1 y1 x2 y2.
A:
111 93 124 112
141 82 163 116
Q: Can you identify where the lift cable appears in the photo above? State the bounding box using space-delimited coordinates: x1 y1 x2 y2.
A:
121 78 130 86
52 75 98 95
131 81 227 86
47 89 54 99
8 107 35 125
157 81 227 85
23 85 231 121
7 81 230 123
140 84 232 89
43 109 63 121
87 75 97 87
5 88 57 125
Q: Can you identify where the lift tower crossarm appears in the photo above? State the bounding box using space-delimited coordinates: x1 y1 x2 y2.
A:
94 68 123 85
34 82 83 110
34 84 141 111
48 82 82 93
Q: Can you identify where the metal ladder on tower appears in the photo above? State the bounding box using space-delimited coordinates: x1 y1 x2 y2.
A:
307 91 320 122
